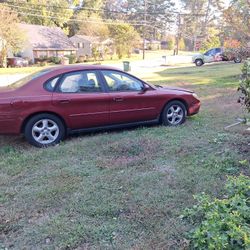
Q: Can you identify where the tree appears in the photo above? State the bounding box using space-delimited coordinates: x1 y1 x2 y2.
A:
200 28 221 52
74 13 109 39
179 37 186 51
10 0 73 33
180 0 224 50
109 23 140 58
222 0 250 45
164 35 175 50
224 39 242 49
104 0 176 41
68 0 105 36
0 5 25 67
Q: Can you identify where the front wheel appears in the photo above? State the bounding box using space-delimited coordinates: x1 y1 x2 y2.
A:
195 59 204 66
162 101 187 126
24 113 65 147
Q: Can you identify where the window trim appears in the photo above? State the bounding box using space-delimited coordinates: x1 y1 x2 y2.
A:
54 70 105 94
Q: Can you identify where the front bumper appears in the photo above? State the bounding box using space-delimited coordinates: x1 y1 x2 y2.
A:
188 101 201 116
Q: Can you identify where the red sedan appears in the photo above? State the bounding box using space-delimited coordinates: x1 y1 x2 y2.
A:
0 65 200 147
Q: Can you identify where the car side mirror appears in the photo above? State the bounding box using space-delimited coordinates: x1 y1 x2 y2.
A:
141 84 150 93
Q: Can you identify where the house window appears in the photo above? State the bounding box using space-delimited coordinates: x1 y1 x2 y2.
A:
36 51 47 58
78 42 84 48
48 51 57 57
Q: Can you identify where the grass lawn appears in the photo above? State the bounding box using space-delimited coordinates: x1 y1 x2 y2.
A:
0 62 249 249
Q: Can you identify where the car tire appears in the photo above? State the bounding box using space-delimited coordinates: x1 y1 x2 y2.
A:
24 113 65 147
162 101 187 126
234 57 242 63
195 59 204 66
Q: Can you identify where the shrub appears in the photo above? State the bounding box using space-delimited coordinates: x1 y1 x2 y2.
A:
77 56 85 63
65 54 77 64
166 36 174 50
50 56 61 64
182 175 250 249
238 59 250 113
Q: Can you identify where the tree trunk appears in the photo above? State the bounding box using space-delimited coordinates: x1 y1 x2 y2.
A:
0 42 7 68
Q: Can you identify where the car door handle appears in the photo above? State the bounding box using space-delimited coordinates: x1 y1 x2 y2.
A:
113 97 124 102
58 99 70 104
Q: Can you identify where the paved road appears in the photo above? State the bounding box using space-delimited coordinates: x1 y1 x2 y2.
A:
0 55 193 87
0 74 29 87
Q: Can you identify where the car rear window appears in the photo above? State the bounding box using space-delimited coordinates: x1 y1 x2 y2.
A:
9 68 53 89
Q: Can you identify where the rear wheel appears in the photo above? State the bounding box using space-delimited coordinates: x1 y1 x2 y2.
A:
195 59 204 66
234 57 242 63
162 101 187 126
24 113 65 147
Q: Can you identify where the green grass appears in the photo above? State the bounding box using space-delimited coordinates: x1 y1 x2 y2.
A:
0 62 249 249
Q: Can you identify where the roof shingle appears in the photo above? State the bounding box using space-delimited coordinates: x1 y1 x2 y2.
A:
19 23 76 50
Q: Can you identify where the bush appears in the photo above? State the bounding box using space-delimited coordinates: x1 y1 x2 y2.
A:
50 56 61 64
77 56 85 63
182 175 250 249
35 56 49 64
238 59 250 113
65 54 77 64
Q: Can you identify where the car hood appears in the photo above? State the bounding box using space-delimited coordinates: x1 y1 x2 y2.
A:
192 53 203 58
155 85 194 94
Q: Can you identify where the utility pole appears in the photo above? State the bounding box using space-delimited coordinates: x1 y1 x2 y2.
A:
143 0 147 60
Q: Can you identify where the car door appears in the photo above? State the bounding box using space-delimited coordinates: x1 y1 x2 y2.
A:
100 70 159 124
52 70 110 129
214 48 223 61
203 49 217 63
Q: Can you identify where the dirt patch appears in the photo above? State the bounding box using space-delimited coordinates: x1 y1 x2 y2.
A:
95 137 163 169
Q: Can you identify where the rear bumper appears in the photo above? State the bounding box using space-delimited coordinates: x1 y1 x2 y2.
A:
188 101 201 116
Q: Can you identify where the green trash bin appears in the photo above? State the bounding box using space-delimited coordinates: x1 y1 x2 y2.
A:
123 61 131 72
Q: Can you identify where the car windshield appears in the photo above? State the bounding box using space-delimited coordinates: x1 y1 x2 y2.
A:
9 68 53 89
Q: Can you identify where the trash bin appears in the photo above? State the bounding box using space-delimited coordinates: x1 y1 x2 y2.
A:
123 61 131 72
162 55 167 64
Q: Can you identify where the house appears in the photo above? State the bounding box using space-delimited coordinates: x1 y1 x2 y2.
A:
139 39 161 50
148 40 161 50
69 35 113 58
18 23 76 63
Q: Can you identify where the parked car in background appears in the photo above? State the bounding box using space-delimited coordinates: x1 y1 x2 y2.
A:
0 65 200 147
7 57 29 67
192 47 243 66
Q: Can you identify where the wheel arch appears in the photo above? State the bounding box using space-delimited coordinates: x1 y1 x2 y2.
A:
21 111 67 133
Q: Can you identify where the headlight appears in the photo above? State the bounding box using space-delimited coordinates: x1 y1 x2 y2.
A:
192 93 199 99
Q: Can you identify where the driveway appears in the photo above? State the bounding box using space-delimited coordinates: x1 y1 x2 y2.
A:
0 74 28 87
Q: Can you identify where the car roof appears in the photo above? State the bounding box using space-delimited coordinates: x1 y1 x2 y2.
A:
48 64 121 72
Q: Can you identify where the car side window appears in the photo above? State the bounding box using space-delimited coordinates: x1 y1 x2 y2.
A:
59 71 101 93
215 48 221 54
44 77 60 92
101 70 144 92
204 49 215 56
